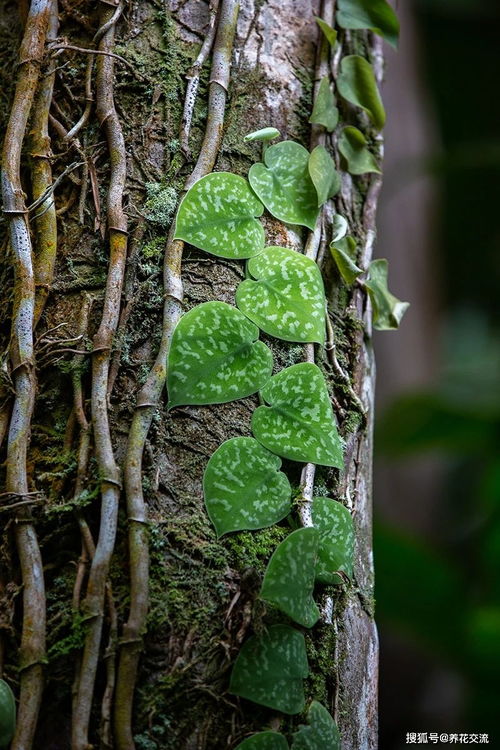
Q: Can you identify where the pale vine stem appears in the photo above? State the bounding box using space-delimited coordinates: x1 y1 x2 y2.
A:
71 2 129 748
113 2 239 748
0 1 52 748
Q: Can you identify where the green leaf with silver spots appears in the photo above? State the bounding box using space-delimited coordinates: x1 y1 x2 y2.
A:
174 172 265 259
252 363 344 468
308 146 340 207
291 701 341 750
309 77 338 133
312 497 355 584
248 141 320 230
229 624 309 714
260 528 320 627
338 127 381 175
337 55 386 130
337 0 399 49
365 259 410 330
203 437 292 537
236 732 289 750
236 246 326 344
330 236 362 285
167 302 273 408
0 679 16 749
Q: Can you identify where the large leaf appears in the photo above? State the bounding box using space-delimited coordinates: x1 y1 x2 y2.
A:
236 246 326 344
291 701 341 750
338 127 381 175
248 141 320 230
252 363 344 468
311 497 355 584
174 172 265 259
0 679 16 748
337 0 399 49
365 259 409 330
167 302 273 407
330 236 362 285
337 55 386 131
309 77 338 133
203 437 292 537
315 17 337 48
260 528 320 627
229 624 309 714
236 732 289 750
308 147 340 207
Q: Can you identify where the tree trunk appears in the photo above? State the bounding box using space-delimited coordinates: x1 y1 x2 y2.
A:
0 1 382 748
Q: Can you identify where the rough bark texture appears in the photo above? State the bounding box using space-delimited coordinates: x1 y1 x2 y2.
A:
0 1 382 748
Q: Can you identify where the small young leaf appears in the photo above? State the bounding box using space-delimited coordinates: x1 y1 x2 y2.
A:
260 528 320 627
338 127 381 175
309 77 338 133
236 732 289 750
330 236 362 285
167 302 273 407
331 214 348 243
315 17 338 48
308 146 340 207
236 246 326 344
245 127 281 143
291 701 341 750
337 0 399 49
312 497 355 583
229 624 309 714
337 55 386 131
365 259 410 330
203 437 292 537
0 679 16 749
174 172 265 259
252 363 344 468
248 141 320 230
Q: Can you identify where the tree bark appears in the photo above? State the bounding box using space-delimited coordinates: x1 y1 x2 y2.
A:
0 1 382 747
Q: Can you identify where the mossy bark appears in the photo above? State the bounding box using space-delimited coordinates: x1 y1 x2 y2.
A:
0 1 381 748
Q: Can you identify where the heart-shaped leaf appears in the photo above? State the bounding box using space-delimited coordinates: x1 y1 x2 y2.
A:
260 528 320 627
365 259 409 330
203 437 292 537
330 236 362 285
229 624 309 714
337 0 399 49
245 127 281 143
248 141 320 230
315 17 338 48
236 246 326 344
337 55 386 131
167 302 273 407
338 127 381 175
291 701 341 750
309 77 338 133
312 497 355 583
174 172 265 259
0 679 16 749
252 363 344 468
308 147 340 207
236 732 289 750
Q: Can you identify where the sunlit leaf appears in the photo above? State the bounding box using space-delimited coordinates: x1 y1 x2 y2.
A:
315 17 338 48
337 55 386 130
0 679 16 749
337 0 399 49
312 497 355 584
167 302 273 407
260 528 320 627
365 259 409 330
245 127 281 143
229 624 309 714
330 236 362 285
236 732 289 750
252 363 344 468
249 141 320 230
331 215 348 243
236 246 326 344
203 437 292 537
174 172 265 258
338 127 381 175
309 77 339 133
291 701 341 750
308 146 340 207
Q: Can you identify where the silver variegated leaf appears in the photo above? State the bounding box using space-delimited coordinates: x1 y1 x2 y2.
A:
312 497 355 583
291 701 341 749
